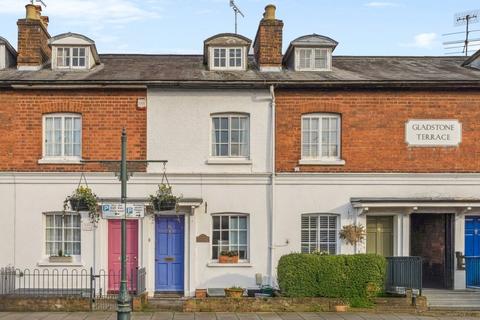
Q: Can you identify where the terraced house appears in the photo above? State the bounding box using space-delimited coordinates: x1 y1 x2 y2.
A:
1 2 480 299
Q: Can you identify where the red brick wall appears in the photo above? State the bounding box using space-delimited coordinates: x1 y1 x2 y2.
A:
276 90 480 173
253 19 284 68
0 89 146 172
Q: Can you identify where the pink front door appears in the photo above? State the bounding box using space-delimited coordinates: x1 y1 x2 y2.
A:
108 220 139 292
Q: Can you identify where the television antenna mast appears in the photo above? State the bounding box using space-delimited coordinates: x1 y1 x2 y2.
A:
443 10 479 56
30 0 47 7
230 0 245 34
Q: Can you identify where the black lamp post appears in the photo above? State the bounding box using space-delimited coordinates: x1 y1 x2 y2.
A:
82 129 167 320
117 128 131 320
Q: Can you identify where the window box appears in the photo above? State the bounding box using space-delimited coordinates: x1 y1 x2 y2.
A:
218 254 239 264
49 256 73 263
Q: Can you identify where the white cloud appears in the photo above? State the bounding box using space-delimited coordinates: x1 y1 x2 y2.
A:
403 32 438 49
0 0 162 26
364 2 398 7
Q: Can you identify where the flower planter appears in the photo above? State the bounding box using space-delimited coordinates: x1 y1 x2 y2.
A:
224 288 244 298
153 199 177 211
69 198 89 211
333 305 348 312
219 255 239 263
49 256 73 263
195 289 207 299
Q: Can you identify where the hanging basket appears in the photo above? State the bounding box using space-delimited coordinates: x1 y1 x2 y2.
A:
153 198 177 211
69 197 90 211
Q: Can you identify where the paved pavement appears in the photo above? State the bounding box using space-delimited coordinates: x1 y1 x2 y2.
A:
0 312 479 320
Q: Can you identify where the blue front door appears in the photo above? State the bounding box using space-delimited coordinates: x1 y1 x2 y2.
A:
465 217 480 287
155 216 185 292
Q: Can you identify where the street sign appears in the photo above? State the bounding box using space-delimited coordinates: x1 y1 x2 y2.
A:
101 203 145 219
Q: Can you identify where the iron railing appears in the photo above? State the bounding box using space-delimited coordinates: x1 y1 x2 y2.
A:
1 266 147 311
466 256 480 288
385 256 422 295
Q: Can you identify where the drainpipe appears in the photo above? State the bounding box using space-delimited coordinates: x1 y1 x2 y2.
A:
268 85 276 286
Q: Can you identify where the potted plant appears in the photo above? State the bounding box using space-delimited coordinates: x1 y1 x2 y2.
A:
339 224 366 246
149 183 180 211
331 300 349 312
49 249 73 263
64 186 99 223
219 250 239 263
224 286 244 298
195 288 207 299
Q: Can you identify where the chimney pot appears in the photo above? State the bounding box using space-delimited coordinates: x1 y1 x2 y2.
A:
264 4 276 20
40 16 49 28
25 4 38 20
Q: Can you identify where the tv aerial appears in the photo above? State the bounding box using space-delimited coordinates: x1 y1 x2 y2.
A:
443 9 479 56
230 0 245 34
30 0 47 7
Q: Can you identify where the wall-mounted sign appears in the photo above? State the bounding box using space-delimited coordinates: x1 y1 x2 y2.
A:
405 120 461 147
101 203 145 219
196 234 210 243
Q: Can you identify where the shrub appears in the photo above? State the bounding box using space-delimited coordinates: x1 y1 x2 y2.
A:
277 253 386 305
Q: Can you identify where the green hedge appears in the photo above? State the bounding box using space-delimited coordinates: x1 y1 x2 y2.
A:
277 253 386 305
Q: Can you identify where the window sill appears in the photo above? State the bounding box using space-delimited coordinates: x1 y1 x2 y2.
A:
206 158 252 165
37 257 84 267
299 159 346 166
207 262 253 268
38 158 83 165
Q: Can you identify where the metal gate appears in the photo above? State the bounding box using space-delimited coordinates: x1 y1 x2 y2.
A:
385 256 423 295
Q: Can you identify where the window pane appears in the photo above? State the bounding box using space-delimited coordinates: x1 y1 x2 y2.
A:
221 216 229 229
213 216 220 229
314 49 328 69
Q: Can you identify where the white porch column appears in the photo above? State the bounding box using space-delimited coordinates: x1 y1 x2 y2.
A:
454 211 466 290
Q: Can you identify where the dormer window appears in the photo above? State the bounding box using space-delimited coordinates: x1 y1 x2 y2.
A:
57 47 88 69
204 33 252 71
0 36 17 70
283 34 338 72
212 47 243 70
296 48 330 71
49 33 100 70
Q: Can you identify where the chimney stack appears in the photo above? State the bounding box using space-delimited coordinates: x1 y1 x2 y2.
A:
17 4 51 70
253 4 284 72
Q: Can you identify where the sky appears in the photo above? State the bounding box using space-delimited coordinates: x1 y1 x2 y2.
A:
0 0 479 56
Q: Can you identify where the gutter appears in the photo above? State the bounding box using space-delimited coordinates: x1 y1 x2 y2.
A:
2 80 480 90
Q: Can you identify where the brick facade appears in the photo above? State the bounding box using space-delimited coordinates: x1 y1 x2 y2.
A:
0 89 146 172
276 90 480 173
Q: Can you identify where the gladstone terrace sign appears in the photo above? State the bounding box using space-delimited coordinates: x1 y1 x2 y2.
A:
405 120 462 147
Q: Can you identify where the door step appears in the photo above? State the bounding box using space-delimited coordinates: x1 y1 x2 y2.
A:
147 297 186 311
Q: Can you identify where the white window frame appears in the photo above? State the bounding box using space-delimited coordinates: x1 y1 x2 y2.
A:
211 113 250 159
55 47 89 69
301 113 342 163
210 47 245 70
301 214 339 255
42 113 82 162
295 47 331 71
211 213 250 262
45 212 82 257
